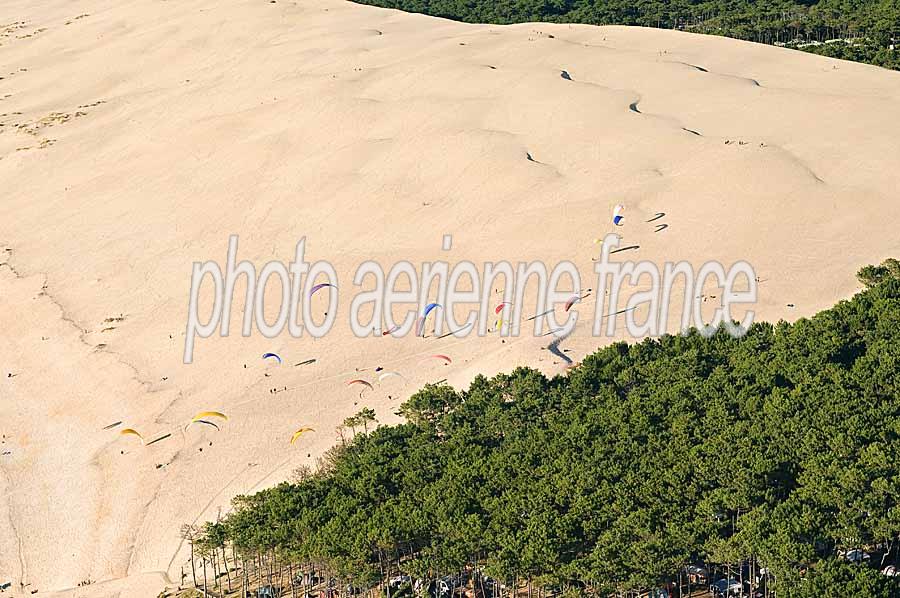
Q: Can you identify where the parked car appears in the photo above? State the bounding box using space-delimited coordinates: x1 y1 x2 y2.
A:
839 549 872 563
295 572 323 587
709 579 743 597
683 565 708 585
258 585 278 598
390 575 412 588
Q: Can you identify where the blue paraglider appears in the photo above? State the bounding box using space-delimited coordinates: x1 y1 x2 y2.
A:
262 352 283 364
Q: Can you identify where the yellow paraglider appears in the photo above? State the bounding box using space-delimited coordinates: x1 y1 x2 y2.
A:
290 427 315 445
120 428 144 444
191 411 228 423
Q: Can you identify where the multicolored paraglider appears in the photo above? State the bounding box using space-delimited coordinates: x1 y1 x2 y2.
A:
612 204 625 226
415 303 442 337
309 283 337 297
262 352 282 364
290 427 315 444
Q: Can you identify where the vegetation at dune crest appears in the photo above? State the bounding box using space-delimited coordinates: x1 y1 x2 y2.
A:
858 258 900 288
190 261 900 597
351 0 900 71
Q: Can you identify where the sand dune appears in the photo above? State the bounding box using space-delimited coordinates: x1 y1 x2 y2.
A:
2 0 900 595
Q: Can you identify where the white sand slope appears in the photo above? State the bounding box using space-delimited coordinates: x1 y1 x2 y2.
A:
1 0 900 595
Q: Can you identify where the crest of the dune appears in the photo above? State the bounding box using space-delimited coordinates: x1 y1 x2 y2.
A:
1 0 899 595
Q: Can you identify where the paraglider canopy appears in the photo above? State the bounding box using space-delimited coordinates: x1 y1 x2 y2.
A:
378 371 405 383
262 352 282 364
347 379 374 391
309 283 337 297
612 204 625 226
415 303 442 337
191 411 228 423
187 412 227 431
290 427 315 444
564 295 582 312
